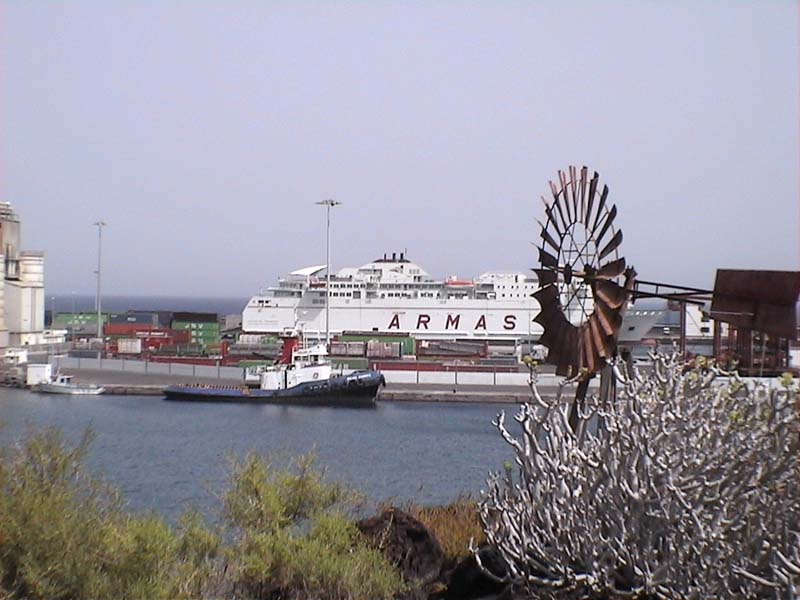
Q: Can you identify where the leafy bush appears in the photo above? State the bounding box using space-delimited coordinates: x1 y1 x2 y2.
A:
225 453 404 600
0 431 403 600
0 428 217 599
479 351 800 598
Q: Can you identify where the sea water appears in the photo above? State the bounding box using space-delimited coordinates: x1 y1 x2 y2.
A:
0 388 518 521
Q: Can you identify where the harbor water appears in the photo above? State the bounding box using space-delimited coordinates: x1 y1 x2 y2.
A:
0 388 518 521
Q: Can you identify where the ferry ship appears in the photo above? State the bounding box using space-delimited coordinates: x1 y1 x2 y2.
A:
242 252 661 343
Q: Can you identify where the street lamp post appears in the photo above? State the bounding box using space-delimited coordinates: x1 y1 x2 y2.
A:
93 221 106 349
71 291 77 341
315 199 341 346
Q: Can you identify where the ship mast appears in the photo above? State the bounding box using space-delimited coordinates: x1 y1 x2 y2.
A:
316 199 341 346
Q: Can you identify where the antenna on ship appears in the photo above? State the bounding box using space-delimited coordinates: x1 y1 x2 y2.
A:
316 199 341 347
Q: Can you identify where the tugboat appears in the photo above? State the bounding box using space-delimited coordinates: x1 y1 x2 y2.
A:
163 337 384 408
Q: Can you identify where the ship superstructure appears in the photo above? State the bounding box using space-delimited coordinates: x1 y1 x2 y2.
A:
243 252 662 343
245 252 561 341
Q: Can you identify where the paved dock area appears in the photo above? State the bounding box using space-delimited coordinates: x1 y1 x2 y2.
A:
63 368 231 387
60 368 576 403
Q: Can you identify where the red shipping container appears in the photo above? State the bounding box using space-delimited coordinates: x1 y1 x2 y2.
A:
105 323 155 336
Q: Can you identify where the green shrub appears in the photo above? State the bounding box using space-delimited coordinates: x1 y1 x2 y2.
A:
0 431 404 600
226 453 404 600
0 428 217 600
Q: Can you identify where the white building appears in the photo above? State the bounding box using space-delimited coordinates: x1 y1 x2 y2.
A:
0 203 46 347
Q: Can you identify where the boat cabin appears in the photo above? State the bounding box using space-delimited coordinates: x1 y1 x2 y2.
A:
259 343 333 391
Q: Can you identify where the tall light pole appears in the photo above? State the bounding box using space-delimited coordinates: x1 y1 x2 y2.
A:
315 199 341 346
93 221 106 346
71 291 77 341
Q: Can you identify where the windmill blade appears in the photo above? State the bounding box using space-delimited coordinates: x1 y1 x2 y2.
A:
580 165 589 220
537 220 560 252
594 299 622 336
595 257 626 280
599 229 623 260
569 166 579 222
539 315 567 351
594 204 618 245
533 268 557 286
558 171 572 223
550 183 569 230
585 172 598 227
578 166 588 223
588 316 611 358
580 326 597 373
558 328 580 376
591 184 609 233
538 247 559 270
533 296 561 325
594 279 629 309
533 283 559 307
541 198 563 238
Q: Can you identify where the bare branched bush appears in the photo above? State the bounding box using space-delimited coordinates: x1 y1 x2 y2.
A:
477 351 799 598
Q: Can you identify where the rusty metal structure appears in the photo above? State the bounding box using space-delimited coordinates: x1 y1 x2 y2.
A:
534 166 800 383
533 166 636 378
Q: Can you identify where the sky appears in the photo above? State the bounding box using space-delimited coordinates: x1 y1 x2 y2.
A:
2 1 798 297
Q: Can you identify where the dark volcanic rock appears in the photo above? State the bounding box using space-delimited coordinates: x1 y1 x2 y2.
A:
357 507 444 584
438 545 508 600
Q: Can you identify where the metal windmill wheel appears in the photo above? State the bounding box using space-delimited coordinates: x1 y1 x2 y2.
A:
533 166 636 378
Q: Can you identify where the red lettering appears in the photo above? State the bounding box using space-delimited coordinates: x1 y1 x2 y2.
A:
417 314 430 329
503 315 516 330
388 314 400 329
475 315 487 330
445 314 461 329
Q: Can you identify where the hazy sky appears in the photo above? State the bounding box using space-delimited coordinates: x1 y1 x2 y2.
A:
2 1 798 296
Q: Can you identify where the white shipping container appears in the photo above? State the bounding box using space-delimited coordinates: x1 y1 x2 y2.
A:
26 364 52 386
118 338 142 354
330 342 348 355
346 341 365 356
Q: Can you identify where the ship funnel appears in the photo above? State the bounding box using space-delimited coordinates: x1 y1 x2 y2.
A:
400 252 404 260
392 252 396 260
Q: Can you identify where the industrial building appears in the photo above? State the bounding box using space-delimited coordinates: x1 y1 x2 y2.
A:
0 202 46 347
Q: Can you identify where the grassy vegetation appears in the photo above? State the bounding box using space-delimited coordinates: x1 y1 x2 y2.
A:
0 429 405 600
393 496 486 566
225 453 405 599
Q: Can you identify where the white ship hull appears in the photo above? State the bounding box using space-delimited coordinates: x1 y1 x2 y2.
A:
33 382 105 395
244 296 540 340
242 252 663 343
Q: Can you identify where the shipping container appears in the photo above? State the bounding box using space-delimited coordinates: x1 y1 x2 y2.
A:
118 338 143 354
341 333 415 355
330 341 345 355
109 311 158 325
105 323 155 337
346 341 366 356
366 340 402 359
